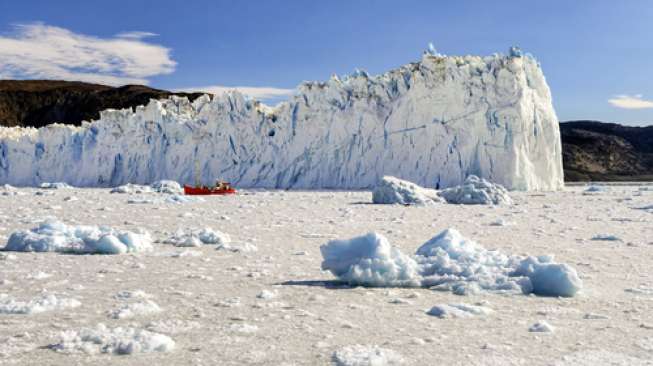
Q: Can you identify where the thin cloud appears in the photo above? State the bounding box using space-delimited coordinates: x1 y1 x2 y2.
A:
178 85 295 101
0 23 176 86
608 94 653 109
115 31 158 39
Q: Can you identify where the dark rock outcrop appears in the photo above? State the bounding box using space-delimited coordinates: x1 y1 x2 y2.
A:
0 80 206 128
560 121 653 181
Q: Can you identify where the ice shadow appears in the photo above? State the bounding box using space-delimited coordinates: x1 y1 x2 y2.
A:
278 280 354 289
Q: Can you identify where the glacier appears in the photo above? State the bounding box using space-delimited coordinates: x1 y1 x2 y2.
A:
0 47 564 190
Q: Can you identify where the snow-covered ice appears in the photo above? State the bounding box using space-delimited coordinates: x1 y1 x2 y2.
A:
3 219 152 254
51 324 175 354
109 300 162 319
438 175 513 205
0 185 649 365
371 176 442 205
321 228 582 297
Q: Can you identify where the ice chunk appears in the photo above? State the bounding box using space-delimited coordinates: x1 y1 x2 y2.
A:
0 294 81 314
109 300 162 319
3 220 152 254
372 176 442 205
320 232 421 287
165 228 230 247
51 324 174 354
39 182 72 189
110 184 152 194
426 303 493 318
320 229 583 297
512 256 583 297
150 180 182 194
332 345 404 366
438 176 512 205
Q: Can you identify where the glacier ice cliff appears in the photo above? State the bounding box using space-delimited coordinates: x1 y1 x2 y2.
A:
0 48 563 190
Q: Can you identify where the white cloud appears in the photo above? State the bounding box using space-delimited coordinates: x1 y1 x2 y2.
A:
608 94 653 109
178 85 295 101
0 23 176 86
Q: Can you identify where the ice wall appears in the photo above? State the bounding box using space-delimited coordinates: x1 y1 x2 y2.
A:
0 48 564 190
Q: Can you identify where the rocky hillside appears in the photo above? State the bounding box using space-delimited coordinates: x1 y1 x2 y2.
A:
560 121 653 181
0 80 206 128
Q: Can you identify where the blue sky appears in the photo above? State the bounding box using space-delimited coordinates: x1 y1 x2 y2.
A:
0 0 652 125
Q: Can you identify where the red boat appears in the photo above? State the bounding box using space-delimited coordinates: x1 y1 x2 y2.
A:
184 181 237 195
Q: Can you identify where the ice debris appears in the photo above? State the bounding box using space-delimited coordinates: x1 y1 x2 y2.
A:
320 229 582 297
426 303 493 318
150 180 183 194
39 182 72 189
332 345 404 366
110 300 162 319
164 228 230 247
51 324 175 354
439 175 512 205
0 294 81 314
3 220 152 254
372 176 442 205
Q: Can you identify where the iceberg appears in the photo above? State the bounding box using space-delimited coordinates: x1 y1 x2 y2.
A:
320 229 583 297
3 219 152 254
0 47 563 191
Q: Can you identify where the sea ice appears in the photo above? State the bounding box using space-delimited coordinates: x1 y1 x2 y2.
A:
320 229 582 297
0 294 81 314
51 324 175 354
371 176 442 205
3 219 152 254
438 175 513 205
332 345 404 366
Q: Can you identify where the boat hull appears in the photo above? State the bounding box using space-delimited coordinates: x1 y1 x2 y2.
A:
183 185 237 195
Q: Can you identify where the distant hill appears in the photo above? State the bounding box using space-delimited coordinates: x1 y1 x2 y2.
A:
560 120 653 181
0 80 206 128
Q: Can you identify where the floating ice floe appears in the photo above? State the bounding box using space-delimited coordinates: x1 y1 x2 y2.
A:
0 294 81 314
426 303 493 318
3 220 152 254
332 345 404 366
438 175 512 205
164 228 231 247
51 324 175 354
39 182 72 190
372 176 443 205
583 185 607 194
320 228 582 297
